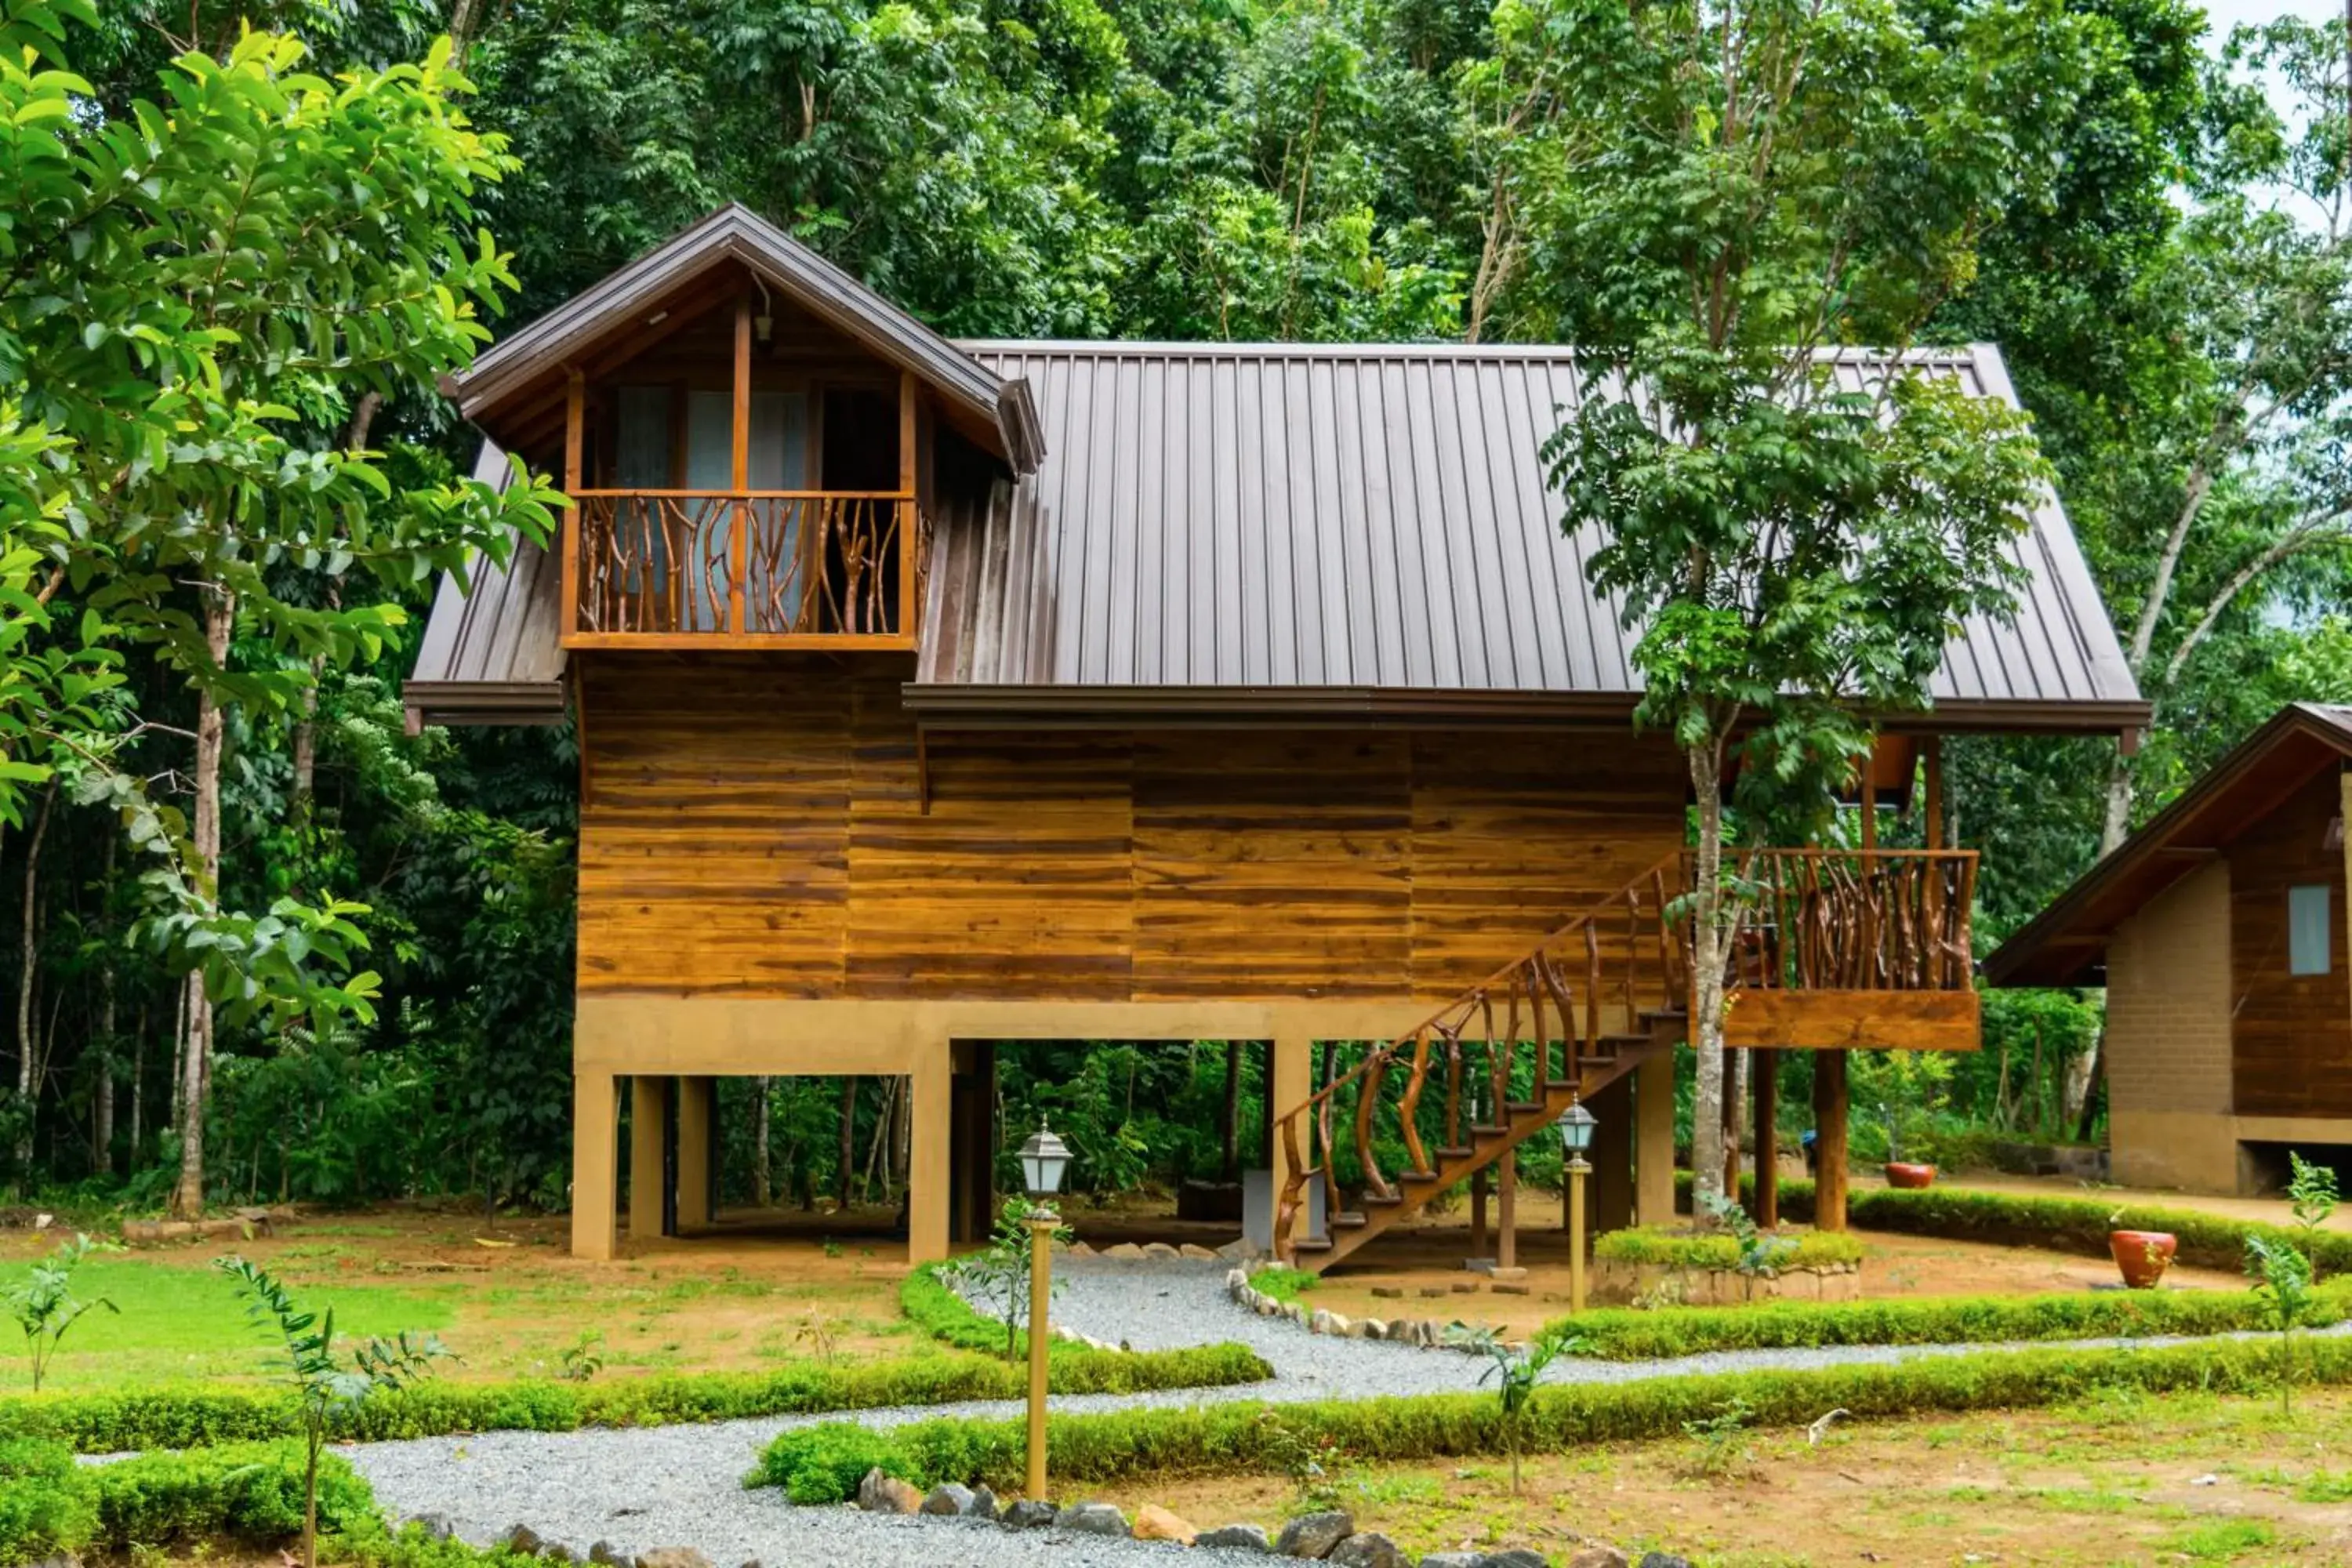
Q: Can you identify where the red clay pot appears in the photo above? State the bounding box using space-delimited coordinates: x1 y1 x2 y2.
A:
2111 1229 2177 1290
1883 1162 1936 1189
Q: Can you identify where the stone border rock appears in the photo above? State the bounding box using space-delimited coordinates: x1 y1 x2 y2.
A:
1227 1270 1468 1352
847 1479 1693 1568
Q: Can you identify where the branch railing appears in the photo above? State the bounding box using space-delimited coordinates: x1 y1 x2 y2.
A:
1273 850 1691 1257
1269 845 1980 1262
1720 848 1976 993
571 489 914 639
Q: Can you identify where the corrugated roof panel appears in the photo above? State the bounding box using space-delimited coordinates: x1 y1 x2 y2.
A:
925 341 2140 717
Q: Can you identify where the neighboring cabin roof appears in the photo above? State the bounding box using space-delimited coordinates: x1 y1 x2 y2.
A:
442 204 1045 474
910 340 2143 730
404 442 568 731
1984 702 2352 989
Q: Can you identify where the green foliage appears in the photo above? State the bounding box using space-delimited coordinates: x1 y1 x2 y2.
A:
753 1333 2352 1495
1594 1225 1863 1274
217 1258 448 1568
2245 1234 2316 1414
0 1436 372 1562
939 1201 1064 1357
5 1232 118 1391
1677 1396 1755 1479
2288 1153 2339 1281
1545 1282 2352 1360
1445 1323 1585 1494
1677 1173 2352 1277
0 1436 95 1564
758 1425 923 1504
557 1331 603 1384
1244 1265 1320 1304
1692 1192 1799 1277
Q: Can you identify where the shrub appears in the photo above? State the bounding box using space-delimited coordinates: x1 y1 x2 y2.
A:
0 1436 96 1564
1673 1174 2352 1276
753 1334 2352 1496
93 1441 379 1548
0 1340 1270 1456
760 1424 924 1504
1243 1266 1319 1304
1544 1281 2352 1359
1594 1225 1864 1272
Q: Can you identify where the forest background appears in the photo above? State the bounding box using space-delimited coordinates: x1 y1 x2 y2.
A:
5 0 2351 1217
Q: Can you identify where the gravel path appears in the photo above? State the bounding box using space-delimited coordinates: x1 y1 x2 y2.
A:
343 1260 2342 1566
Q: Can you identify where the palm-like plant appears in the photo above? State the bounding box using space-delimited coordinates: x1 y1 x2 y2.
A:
217 1257 449 1568
2245 1234 2314 1415
5 1232 118 1391
1446 1323 1585 1494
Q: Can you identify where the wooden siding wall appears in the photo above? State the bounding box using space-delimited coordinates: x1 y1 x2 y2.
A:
2230 767 2352 1118
577 657 1686 1004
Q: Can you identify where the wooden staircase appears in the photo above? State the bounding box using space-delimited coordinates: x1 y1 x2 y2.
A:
1272 844 1983 1272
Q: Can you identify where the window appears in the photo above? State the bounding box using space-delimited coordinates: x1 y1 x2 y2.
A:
2288 884 2333 976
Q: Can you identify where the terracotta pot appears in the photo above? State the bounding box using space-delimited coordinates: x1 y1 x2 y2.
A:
1883 1161 1936 1189
2111 1229 2177 1290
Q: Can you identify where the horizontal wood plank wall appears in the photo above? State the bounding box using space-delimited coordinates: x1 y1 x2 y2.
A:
576 658 1686 1005
2230 767 2352 1117
1408 737 1686 1004
1131 735 1412 1000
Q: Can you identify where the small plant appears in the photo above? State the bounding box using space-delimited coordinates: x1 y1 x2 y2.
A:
1679 1395 1757 1479
1254 1407 1354 1508
557 1330 604 1383
791 1308 841 1365
942 1200 1066 1359
5 1233 119 1392
822 1238 843 1259
1696 1192 1798 1278
217 1257 449 1568
2288 1153 2339 1282
2245 1234 2314 1415
1447 1323 1584 1495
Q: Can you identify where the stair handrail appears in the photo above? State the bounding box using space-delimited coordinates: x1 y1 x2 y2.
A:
1273 848 1693 1259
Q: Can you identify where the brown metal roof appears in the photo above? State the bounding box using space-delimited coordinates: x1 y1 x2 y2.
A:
444 204 1044 474
403 443 569 730
912 341 2143 727
1984 702 2352 988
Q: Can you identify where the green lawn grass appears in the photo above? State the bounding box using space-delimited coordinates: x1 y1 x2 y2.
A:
3 1257 459 1393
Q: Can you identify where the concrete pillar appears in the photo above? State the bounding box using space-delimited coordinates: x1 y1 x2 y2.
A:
908 1043 953 1263
1497 1149 1518 1269
676 1075 713 1232
1635 1047 1675 1228
1753 1047 1780 1229
628 1075 670 1242
572 1070 619 1260
1588 1071 1635 1234
1269 1033 1315 1242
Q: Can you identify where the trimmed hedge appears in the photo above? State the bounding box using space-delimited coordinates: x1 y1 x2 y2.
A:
0 1438 376 1563
1674 1173 2352 1276
753 1332 2352 1500
1592 1225 1864 1272
1546 1280 2352 1359
900 1264 1272 1392
0 1338 1268 1456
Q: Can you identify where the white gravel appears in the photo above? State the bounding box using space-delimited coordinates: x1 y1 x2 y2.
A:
341 1259 2340 1566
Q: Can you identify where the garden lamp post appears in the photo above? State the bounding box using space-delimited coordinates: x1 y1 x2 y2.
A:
1018 1119 1072 1501
1557 1097 1597 1314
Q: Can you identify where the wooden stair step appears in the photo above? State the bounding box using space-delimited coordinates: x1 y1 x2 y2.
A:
1505 1101 1546 1114
1363 1192 1404 1207
1333 1211 1367 1229
1435 1146 1476 1160
1293 1236 1333 1253
1401 1170 1440 1184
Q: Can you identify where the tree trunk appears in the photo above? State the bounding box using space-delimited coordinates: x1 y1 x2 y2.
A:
13 782 52 1171
1219 1040 1242 1182
1686 740 1729 1218
837 1076 856 1209
130 1002 147 1162
172 593 233 1219
2099 746 2135 856
752 1076 771 1206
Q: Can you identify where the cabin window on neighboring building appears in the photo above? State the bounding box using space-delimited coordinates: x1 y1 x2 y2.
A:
2289 884 2332 975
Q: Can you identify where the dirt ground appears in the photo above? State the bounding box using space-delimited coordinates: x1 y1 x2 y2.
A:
1098 1385 2352 1566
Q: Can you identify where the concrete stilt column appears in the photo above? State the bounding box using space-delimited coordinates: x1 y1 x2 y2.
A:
908 1044 953 1263
628 1076 670 1242
1497 1150 1518 1270
1814 1049 1850 1232
1753 1048 1780 1229
1269 1033 1314 1243
1588 1072 1635 1233
676 1075 713 1232
571 1071 619 1260
1634 1047 1676 1228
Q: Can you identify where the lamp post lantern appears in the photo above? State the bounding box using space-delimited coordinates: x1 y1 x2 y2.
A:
1557 1097 1597 1314
1017 1120 1071 1501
